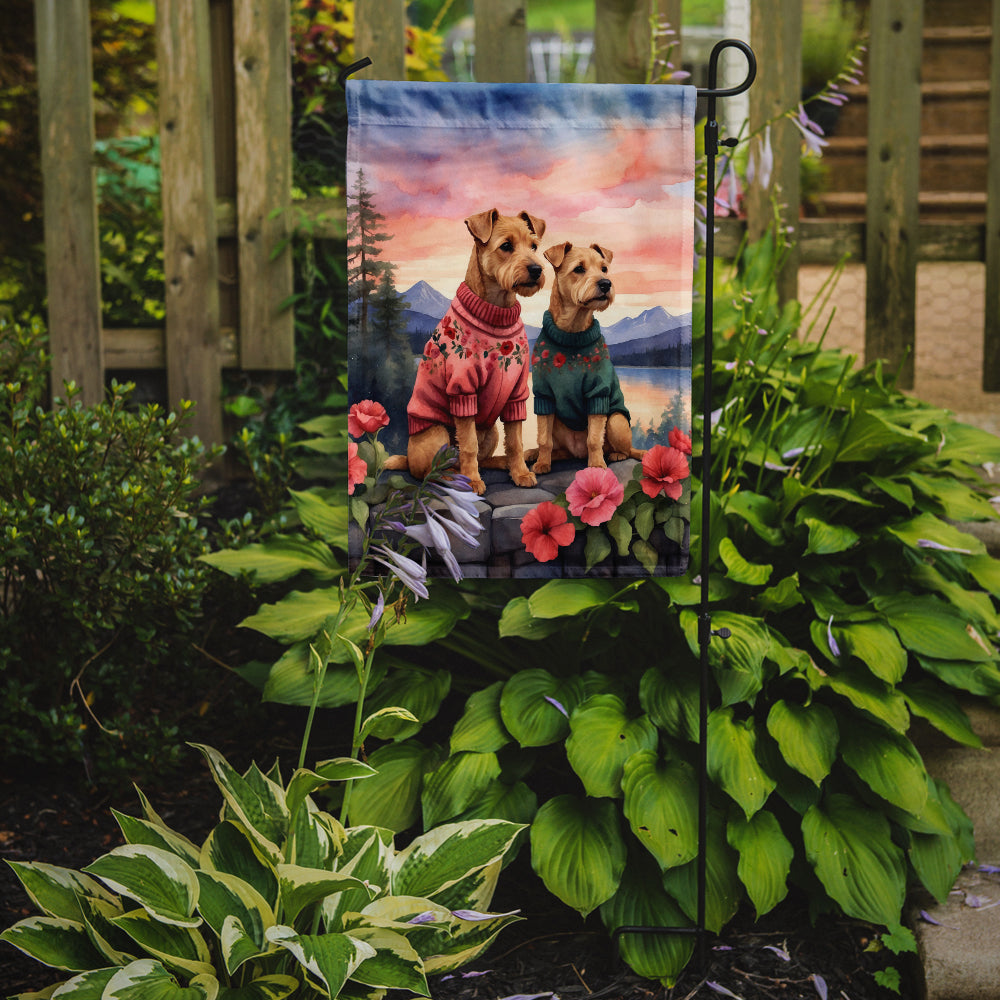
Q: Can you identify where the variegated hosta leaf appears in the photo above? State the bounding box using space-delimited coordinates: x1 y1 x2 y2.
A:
706 707 776 819
45 966 118 997
265 925 376 998
420 751 502 829
83 846 200 928
323 829 393 931
424 859 501 916
195 870 274 974
765 700 838 786
214 974 300 1000
420 906 523 975
276 865 376 925
78 894 136 966
110 908 214 979
499 669 585 747
200 822 278 910
450 681 511 754
529 795 626 917
345 926 429 995
288 802 344 870
0 916 107 971
4 862 118 922
727 810 793 918
391 820 524 901
347 740 442 833
599 854 694 987
566 695 658 799
112 811 202 868
621 751 699 871
661 811 742 934
191 745 288 863
838 717 929 817
802 793 906 926
102 958 218 999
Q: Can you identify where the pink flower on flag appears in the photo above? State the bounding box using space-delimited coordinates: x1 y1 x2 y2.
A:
565 467 624 526
348 440 367 495
521 502 576 562
348 399 389 438
640 445 690 500
668 426 692 454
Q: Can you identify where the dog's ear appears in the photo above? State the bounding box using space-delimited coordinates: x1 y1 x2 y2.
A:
465 209 499 244
519 212 546 240
544 242 572 268
591 244 614 264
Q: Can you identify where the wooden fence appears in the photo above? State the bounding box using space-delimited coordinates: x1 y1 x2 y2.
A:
33 0 1000 445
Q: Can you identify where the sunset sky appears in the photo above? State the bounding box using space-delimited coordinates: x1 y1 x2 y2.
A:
346 81 697 328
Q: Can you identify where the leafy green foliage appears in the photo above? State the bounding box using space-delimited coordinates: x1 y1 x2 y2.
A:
0 318 221 783
1 744 524 998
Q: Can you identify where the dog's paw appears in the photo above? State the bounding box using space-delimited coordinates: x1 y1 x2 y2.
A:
587 456 608 469
470 476 487 495
512 468 537 488
607 451 628 463
532 459 551 475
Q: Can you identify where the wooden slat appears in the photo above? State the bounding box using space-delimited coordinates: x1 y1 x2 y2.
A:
984 0 1000 390
34 0 103 404
474 0 527 82
103 328 238 370
157 0 223 444
594 0 652 84
864 0 923 389
746 0 801 304
233 0 294 369
354 0 406 80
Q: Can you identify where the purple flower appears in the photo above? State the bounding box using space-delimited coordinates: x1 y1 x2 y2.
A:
763 944 790 961
812 974 828 1000
407 911 438 925
371 545 429 600
706 983 742 999
791 104 829 156
747 125 774 191
452 908 521 921
917 538 973 554
367 591 385 631
827 616 841 658
544 695 569 718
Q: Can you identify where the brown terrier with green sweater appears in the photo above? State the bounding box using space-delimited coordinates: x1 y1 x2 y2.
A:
529 242 646 473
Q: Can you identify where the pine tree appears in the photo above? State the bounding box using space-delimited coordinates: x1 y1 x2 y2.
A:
346 168 393 340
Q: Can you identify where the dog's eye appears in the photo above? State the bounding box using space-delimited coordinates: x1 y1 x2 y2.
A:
573 264 586 274
531 243 538 251
499 240 513 253
601 266 608 273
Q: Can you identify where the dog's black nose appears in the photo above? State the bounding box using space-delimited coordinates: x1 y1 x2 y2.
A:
528 263 542 280
597 278 612 294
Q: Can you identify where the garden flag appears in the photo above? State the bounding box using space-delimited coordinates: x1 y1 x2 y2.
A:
346 80 696 579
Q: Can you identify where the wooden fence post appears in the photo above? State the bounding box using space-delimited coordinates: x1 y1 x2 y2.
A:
233 0 294 370
354 0 406 80
864 0 923 389
34 0 104 405
746 0 801 306
474 0 527 82
983 0 1000 390
594 0 652 84
157 0 223 445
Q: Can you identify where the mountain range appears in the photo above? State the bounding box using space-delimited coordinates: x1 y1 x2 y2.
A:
399 281 691 367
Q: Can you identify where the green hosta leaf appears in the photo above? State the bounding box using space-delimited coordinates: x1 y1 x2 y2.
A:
724 490 784 545
802 793 906 926
908 780 969 904
363 667 451 740
803 517 859 556
660 811 741 933
526 579 618 618
599 853 694 987
200 535 341 584
277 865 374 925
707 708 776 819
765 700 838 786
886 511 985 556
834 409 927 463
680 610 770 706
727 811 793 918
833 621 907 684
0 916 107 971
393 820 524 901
195 871 273 974
421 751 502 828
639 664 699 742
566 695 658 798
530 795 626 917
901 680 982 748
967 553 1000 597
450 682 511 754
111 908 214 978
875 594 995 662
916 655 1000 697
906 472 998 522
347 740 442 832
261 644 380 708
112 812 201 868
936 421 1000 464
621 751 699 871
83 846 200 928
911 562 1000 633
499 670 584 747
755 573 805 614
288 488 349 545
453 779 538 827
4 862 118 923
497 597 564 639
285 759 376 822
265 926 375 997
346 926 428 994
200 822 278 910
718 536 772 586
838 718 929 817
812 662 910 732
103 959 218 999
216 975 299 999
190 746 287 863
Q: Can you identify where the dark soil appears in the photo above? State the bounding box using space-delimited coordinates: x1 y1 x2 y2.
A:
1 748 915 1000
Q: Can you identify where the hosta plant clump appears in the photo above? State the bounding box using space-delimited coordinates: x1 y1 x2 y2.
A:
1 744 523 999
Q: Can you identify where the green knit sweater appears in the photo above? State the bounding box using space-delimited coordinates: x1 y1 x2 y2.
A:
531 311 630 432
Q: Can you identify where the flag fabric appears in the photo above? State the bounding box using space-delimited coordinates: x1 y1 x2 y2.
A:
346 80 696 578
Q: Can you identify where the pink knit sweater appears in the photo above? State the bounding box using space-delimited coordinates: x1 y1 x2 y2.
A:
407 282 530 435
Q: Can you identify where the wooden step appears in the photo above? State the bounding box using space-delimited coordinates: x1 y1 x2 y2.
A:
922 25 993 83
922 0 992 28
813 189 987 222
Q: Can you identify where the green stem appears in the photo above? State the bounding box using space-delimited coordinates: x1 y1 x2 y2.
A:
340 644 377 826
